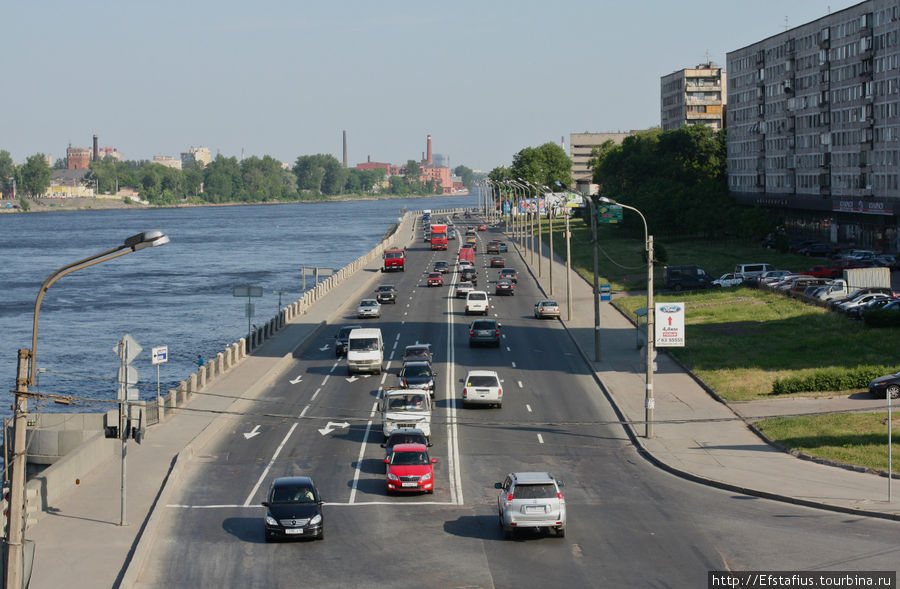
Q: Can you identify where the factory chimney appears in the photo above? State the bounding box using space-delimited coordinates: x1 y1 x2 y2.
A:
92 134 99 162
342 130 348 168
426 134 433 166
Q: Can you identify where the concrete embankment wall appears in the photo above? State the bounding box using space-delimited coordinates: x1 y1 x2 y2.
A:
8 207 464 523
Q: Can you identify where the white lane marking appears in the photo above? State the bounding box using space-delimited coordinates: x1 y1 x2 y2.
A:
330 363 338 373
244 407 307 506
517 381 523 388
392 341 398 351
511 361 517 368
506 346 511 352
537 434 544 444
380 372 388 385
395 333 401 341
322 375 330 386
349 400 379 505
526 404 532 413
445 273 464 506
311 387 322 401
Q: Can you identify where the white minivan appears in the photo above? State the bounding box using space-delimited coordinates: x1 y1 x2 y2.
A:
347 327 384 375
465 290 489 315
733 263 775 281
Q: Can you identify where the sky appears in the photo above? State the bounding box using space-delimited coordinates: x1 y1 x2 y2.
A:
2 0 864 172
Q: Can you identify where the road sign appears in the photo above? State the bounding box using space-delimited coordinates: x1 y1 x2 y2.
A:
600 285 611 301
598 205 623 224
113 334 142 364
117 365 140 400
233 285 263 298
151 345 168 365
655 302 685 347
246 302 255 318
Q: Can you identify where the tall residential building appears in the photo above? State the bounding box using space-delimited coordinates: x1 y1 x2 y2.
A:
180 146 211 167
569 132 632 182
660 62 727 131
726 0 900 250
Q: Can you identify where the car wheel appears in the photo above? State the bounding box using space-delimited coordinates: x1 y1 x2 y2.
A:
503 526 513 540
888 385 900 399
496 403 502 409
556 526 565 538
264 533 273 543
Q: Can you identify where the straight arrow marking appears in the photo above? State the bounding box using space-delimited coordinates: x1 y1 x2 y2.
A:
243 425 261 439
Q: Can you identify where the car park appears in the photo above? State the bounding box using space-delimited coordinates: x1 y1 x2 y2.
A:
494 279 515 296
426 272 444 287
455 281 475 298
711 273 743 288
465 290 489 315
262 476 325 541
469 318 500 347
461 369 502 406
499 268 518 283
385 443 437 494
375 285 397 304
398 361 436 397
381 429 431 462
868 371 900 399
381 389 432 438
433 260 450 274
495 472 566 539
356 298 381 318
534 300 560 319
490 256 505 268
401 343 433 365
333 324 362 357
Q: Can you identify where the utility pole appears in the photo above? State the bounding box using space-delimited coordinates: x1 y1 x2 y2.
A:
646 235 656 438
6 349 32 589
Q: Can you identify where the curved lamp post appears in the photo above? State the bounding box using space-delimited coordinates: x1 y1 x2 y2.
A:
6 230 170 589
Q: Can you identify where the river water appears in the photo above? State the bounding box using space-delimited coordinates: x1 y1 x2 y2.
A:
0 194 476 419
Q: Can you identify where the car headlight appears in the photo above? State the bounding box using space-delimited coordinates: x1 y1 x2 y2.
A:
387 473 399 481
421 472 432 481
265 514 278 526
308 513 322 526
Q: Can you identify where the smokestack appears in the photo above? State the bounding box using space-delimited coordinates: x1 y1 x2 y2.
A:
92 134 98 162
426 134 433 166
342 130 348 168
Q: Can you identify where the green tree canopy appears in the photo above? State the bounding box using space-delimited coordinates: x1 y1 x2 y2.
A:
510 142 572 188
453 165 475 189
20 154 52 197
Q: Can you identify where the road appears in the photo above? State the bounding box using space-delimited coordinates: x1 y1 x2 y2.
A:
133 216 900 588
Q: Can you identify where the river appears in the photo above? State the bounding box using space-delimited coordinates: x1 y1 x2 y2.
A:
0 194 476 419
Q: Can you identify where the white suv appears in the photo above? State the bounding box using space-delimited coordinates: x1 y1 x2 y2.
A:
465 290 489 315
462 370 502 408
495 472 566 539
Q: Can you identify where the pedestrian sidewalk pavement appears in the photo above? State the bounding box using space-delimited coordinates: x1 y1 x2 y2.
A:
504 225 900 521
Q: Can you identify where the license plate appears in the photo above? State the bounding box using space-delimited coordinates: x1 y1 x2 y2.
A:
524 505 546 514
401 482 418 488
285 528 303 535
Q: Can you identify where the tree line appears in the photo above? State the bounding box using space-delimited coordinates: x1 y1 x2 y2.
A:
0 149 477 205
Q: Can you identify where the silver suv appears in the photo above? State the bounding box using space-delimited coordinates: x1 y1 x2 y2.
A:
495 472 566 539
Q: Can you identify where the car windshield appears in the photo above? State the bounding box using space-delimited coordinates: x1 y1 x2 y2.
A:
390 451 430 466
377 286 394 292
387 433 426 448
468 293 486 301
512 483 556 499
404 349 429 360
467 375 499 387
349 337 379 351
429 273 441 278
543 301 558 307
271 485 316 504
402 365 432 377
387 394 428 411
385 252 403 259
360 300 377 307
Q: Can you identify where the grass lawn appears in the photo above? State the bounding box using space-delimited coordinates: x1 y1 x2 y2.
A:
755 412 900 473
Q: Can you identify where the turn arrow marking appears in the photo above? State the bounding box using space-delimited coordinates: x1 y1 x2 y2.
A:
319 344 330 351
289 375 303 384
243 425 261 439
318 421 351 436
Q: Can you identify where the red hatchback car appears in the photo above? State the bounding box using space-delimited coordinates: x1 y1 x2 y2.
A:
385 443 437 494
426 272 444 286
477 224 487 231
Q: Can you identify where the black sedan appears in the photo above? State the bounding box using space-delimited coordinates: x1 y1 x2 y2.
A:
869 372 900 399
494 279 515 296
262 476 324 541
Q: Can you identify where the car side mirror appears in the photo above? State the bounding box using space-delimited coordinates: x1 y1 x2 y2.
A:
493 482 503 489
261 501 269 507
384 458 389 464
557 480 565 487
427 441 433 447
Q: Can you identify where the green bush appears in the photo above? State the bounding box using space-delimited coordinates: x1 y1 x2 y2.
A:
18 197 30 211
771 365 900 395
862 308 900 328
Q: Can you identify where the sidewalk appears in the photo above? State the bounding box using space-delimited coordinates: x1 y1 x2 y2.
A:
505 225 900 520
24 216 419 589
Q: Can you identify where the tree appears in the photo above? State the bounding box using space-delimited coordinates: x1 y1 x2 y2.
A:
20 154 52 197
453 165 475 189
0 150 15 196
203 155 242 202
510 142 572 188
294 154 344 195
404 160 421 185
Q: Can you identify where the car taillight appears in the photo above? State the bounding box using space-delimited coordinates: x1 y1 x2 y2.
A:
558 492 564 500
495 329 500 336
498 388 502 397
507 493 514 502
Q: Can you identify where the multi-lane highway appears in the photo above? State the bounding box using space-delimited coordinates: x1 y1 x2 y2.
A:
136 216 900 588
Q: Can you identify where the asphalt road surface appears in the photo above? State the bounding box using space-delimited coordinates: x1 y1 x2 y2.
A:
135 217 900 588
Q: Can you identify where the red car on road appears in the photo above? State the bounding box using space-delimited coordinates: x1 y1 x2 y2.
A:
477 224 487 231
385 443 437 494
427 272 444 287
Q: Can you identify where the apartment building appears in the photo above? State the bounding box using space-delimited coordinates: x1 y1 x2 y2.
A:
727 0 900 251
569 132 631 182
660 62 727 131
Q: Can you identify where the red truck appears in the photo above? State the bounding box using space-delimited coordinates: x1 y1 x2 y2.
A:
430 224 448 250
457 246 474 266
382 248 405 272
801 265 840 279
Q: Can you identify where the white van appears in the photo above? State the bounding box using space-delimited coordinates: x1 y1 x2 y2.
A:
465 290 489 315
347 327 384 375
382 389 432 438
733 263 775 280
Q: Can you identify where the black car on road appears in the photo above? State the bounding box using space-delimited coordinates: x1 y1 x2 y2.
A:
375 285 397 304
262 476 324 541
334 324 361 357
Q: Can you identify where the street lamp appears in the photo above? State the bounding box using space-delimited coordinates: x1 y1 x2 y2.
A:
6 229 170 589
545 185 554 295
517 179 535 265
598 196 655 438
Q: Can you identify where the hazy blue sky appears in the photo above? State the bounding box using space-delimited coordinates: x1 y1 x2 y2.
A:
2 0 861 171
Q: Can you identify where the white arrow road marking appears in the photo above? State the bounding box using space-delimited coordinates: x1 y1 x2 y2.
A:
289 375 303 384
346 376 358 383
243 425 261 439
319 344 330 351
318 421 351 436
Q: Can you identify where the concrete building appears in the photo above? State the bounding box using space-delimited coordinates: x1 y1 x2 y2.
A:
66 146 91 170
726 0 900 251
569 132 632 182
152 156 182 170
660 62 727 131
180 146 211 168
97 147 122 162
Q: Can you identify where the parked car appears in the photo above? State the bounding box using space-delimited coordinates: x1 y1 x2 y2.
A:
356 299 381 318
426 272 444 287
494 279 515 296
334 324 362 357
798 243 834 257
375 285 397 304
499 268 518 283
455 281 475 298
381 428 431 462
465 291 489 315
433 261 450 274
829 287 894 309
469 318 500 347
490 256 505 268
398 361 437 397
711 273 744 288
852 296 896 319
461 369 502 407
757 270 793 287
495 472 566 539
262 476 325 541
401 343 433 365
801 266 839 279
663 265 711 290
534 300 560 319
836 292 893 314
385 443 437 494
868 371 900 399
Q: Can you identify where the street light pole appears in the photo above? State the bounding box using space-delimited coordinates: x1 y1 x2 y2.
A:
547 188 554 295
5 230 170 589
